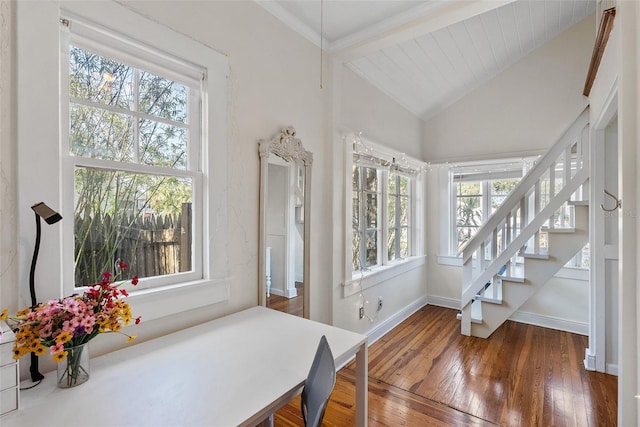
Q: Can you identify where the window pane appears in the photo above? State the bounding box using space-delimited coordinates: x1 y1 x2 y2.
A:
352 166 360 190
388 197 396 228
490 178 519 213
69 45 134 109
139 71 188 123
457 226 478 250
399 175 409 195
387 228 397 261
400 227 409 258
139 118 187 169
70 104 135 161
388 173 396 194
365 193 377 228
457 196 482 226
74 167 193 287
458 181 481 196
364 167 377 191
352 191 360 230
365 230 377 267
399 195 409 226
352 231 361 271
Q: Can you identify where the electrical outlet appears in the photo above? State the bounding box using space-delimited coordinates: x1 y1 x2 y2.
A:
378 297 383 310
359 305 365 319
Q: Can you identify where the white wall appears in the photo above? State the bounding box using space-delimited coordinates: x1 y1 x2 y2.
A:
331 65 427 335
422 15 596 333
422 14 595 163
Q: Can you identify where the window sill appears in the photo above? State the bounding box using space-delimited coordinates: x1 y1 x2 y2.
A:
342 256 426 297
127 278 229 323
436 255 589 281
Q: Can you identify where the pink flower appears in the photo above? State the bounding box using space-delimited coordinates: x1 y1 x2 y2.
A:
50 342 64 354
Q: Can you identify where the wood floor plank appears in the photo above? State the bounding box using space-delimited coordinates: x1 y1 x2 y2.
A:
274 305 618 426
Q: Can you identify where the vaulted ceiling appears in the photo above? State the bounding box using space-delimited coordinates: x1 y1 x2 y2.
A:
258 0 596 120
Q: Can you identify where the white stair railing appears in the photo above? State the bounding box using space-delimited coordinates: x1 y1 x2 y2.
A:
460 108 590 335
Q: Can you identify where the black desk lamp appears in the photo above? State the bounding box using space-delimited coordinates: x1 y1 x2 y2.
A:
28 202 62 382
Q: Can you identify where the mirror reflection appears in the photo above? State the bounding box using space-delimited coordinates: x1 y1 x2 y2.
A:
259 127 312 318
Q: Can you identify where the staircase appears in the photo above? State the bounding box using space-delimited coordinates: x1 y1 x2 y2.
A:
459 108 590 338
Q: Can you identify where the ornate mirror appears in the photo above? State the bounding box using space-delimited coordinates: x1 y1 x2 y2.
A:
258 127 312 318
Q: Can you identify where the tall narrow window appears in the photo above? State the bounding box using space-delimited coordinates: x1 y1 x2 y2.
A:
352 165 380 271
388 172 410 261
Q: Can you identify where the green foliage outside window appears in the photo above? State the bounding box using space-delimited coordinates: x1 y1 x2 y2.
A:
70 45 193 286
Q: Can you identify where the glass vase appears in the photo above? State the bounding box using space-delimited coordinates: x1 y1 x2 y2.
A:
57 343 90 388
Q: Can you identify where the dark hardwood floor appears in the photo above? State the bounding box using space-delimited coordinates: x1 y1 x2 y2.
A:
274 305 617 426
267 283 304 317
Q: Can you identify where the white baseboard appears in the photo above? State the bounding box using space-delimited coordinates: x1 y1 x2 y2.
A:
509 311 588 336
367 296 428 346
425 294 589 335
426 295 460 310
606 363 618 376
284 287 298 298
268 288 284 297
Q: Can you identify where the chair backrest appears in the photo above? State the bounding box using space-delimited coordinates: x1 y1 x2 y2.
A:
301 335 336 427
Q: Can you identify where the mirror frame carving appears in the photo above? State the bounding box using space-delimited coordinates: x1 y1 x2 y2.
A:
258 127 312 318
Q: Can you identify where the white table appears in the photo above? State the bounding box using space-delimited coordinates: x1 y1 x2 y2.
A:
2 306 368 426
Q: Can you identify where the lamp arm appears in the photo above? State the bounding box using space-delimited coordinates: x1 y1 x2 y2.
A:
28 211 44 382
29 212 42 307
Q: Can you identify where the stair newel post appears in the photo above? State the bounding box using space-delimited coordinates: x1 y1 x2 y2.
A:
461 252 472 336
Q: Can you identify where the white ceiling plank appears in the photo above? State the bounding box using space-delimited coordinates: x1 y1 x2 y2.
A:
513 0 536 54
447 22 485 84
545 0 563 40
333 0 518 61
431 27 477 90
558 1 574 33
463 16 501 81
529 0 547 46
496 3 523 61
380 46 446 99
481 10 510 71
415 33 465 92
395 40 449 92
367 51 436 109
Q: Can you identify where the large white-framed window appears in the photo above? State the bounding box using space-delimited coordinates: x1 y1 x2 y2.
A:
453 174 521 254
16 2 228 321
437 158 588 274
63 22 205 292
344 134 425 295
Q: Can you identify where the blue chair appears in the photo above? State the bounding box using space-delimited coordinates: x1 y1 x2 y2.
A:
301 335 336 427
